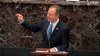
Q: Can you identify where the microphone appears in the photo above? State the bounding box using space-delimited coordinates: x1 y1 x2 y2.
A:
47 24 53 52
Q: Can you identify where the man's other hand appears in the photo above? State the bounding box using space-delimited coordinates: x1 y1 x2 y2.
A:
49 48 57 52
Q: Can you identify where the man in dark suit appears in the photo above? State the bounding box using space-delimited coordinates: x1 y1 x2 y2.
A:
16 5 70 52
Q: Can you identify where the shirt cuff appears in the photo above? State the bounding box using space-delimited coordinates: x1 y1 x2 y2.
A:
54 47 58 52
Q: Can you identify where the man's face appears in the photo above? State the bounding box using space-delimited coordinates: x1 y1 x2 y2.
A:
47 8 58 23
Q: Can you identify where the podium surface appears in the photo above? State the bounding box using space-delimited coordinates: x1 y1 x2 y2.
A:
31 48 68 56
31 51 67 56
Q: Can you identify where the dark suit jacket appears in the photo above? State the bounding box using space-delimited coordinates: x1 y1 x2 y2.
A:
21 18 70 51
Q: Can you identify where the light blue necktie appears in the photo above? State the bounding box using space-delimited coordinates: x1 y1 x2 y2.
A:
47 24 53 40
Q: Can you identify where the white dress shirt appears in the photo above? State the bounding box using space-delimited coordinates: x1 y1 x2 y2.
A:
49 18 59 32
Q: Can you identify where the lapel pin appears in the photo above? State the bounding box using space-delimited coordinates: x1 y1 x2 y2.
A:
56 28 58 30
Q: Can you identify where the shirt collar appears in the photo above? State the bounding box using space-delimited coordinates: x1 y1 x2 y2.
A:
50 18 59 26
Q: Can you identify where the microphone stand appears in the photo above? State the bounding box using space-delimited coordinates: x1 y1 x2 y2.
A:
48 39 51 52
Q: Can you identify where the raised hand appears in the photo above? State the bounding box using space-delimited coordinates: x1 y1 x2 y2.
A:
16 14 24 24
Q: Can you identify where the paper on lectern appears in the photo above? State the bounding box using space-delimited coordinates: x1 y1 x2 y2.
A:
35 50 48 52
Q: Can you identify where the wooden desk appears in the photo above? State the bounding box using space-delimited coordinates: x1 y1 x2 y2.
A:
31 48 68 56
31 51 68 56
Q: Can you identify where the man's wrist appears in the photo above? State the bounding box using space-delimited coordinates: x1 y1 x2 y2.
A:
19 19 24 24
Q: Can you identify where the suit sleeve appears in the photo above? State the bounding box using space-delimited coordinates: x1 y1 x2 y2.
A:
56 27 70 51
21 20 43 32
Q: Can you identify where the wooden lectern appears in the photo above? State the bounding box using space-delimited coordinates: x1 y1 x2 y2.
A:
31 48 68 56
